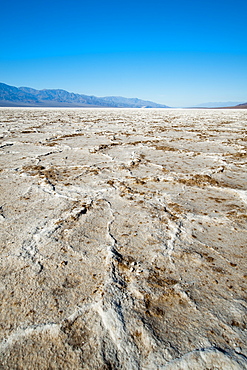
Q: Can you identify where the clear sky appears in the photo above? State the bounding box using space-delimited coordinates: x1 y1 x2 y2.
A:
1 0 247 107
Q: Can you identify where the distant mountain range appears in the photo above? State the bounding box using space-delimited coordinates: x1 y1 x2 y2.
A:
229 102 247 109
0 83 169 108
1 83 246 109
193 101 245 108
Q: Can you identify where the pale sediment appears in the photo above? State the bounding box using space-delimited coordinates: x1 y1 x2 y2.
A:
0 108 246 369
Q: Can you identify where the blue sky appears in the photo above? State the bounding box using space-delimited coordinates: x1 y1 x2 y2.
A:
1 0 247 106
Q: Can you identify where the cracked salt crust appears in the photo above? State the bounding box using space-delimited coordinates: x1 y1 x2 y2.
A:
0 108 246 369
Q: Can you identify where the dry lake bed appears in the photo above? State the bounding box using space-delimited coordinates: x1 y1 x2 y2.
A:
0 108 246 369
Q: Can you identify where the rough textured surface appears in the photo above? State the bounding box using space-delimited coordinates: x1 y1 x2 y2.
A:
0 108 246 369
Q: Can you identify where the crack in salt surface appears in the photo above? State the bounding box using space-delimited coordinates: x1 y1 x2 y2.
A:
0 323 60 352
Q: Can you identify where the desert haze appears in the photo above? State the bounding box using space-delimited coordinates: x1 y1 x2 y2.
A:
0 108 246 369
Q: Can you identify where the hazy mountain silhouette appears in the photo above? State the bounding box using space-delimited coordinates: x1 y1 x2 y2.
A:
193 101 244 108
0 83 169 108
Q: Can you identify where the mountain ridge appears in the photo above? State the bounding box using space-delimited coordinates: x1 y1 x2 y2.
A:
193 101 245 108
0 83 169 108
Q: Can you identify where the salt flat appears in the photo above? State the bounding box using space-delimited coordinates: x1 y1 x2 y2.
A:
0 108 246 369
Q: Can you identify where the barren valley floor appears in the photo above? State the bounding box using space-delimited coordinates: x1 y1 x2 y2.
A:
0 108 246 369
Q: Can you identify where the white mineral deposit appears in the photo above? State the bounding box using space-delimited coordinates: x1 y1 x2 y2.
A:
0 108 246 369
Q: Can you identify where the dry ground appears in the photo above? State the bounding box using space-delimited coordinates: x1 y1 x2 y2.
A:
0 108 246 369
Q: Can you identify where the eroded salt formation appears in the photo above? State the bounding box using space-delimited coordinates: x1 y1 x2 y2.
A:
0 108 246 369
